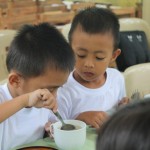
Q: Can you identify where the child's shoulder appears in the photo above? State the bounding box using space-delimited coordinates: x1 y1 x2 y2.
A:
107 67 122 74
107 68 124 79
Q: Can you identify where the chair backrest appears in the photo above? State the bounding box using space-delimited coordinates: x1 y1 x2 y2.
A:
61 23 71 41
0 29 16 81
113 18 150 71
119 18 150 48
40 11 74 25
123 63 150 99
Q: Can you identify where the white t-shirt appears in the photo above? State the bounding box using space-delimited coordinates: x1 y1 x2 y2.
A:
0 84 56 150
57 68 126 119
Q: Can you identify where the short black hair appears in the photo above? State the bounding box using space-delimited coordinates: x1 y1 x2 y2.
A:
69 7 120 50
6 23 75 77
96 98 150 150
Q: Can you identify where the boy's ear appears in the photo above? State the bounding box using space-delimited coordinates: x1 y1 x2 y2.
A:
8 72 22 88
111 48 121 62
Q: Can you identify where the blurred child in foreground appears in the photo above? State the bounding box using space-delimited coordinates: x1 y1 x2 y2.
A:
96 98 150 150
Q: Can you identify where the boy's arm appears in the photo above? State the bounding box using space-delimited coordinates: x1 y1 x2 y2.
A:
0 94 29 123
0 89 57 123
76 111 108 129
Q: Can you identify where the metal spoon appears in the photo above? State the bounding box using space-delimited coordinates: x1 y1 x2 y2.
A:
54 111 75 130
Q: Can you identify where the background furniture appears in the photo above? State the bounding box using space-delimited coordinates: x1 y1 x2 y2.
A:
123 63 150 99
110 18 150 70
39 11 75 25
119 18 150 48
0 29 16 81
111 6 136 18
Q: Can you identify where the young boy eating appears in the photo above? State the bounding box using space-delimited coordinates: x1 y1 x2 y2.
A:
0 23 75 150
57 7 128 129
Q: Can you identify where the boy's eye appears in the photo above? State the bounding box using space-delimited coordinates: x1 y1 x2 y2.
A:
77 54 86 58
96 57 105 61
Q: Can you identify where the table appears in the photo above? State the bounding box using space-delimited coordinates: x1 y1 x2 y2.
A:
11 128 97 150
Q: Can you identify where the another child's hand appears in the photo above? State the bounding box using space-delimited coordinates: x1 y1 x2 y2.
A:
76 111 108 129
118 97 129 106
28 89 57 112
44 121 52 137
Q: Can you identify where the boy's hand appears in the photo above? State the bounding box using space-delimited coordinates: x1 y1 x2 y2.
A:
28 89 57 112
118 97 129 106
76 111 108 129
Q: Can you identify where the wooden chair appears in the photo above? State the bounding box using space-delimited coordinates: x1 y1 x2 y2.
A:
110 6 136 18
8 6 38 16
7 0 38 16
1 0 39 29
8 0 38 8
4 14 38 29
40 11 75 25
0 8 8 29
37 0 63 5
0 0 8 9
95 2 112 9
0 0 9 17
38 4 68 13
71 2 95 13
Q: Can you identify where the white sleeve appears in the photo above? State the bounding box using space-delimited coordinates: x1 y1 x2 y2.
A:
0 123 3 150
0 90 5 104
0 89 4 150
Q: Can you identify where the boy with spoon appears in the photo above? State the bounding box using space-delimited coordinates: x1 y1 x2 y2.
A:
0 23 75 150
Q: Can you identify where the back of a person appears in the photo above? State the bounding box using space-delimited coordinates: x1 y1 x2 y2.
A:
96 99 150 150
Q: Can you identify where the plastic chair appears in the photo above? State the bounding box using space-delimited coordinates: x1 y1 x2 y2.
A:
119 18 150 49
123 63 150 99
0 29 16 81
110 18 150 69
61 23 71 41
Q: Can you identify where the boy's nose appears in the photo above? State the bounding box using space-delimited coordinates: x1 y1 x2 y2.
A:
84 60 94 68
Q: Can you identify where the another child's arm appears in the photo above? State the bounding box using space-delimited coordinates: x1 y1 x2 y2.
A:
0 89 57 123
76 111 108 129
118 97 129 106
